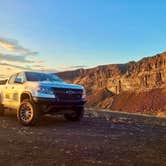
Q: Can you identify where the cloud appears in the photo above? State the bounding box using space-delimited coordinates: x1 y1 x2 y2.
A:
0 37 59 78
43 69 59 73
31 64 58 73
0 62 32 79
35 60 44 64
0 37 38 55
0 37 44 75
0 62 59 78
33 64 44 68
0 62 31 70
59 65 87 71
0 53 34 63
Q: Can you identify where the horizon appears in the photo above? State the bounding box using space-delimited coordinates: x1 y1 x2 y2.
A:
1 0 166 78
0 50 165 78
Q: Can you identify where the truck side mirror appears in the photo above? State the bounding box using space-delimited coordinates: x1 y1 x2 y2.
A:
15 78 23 84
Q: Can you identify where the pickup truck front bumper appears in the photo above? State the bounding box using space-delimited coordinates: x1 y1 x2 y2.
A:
33 97 86 112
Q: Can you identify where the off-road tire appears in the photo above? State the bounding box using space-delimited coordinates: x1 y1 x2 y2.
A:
64 107 84 121
17 99 40 126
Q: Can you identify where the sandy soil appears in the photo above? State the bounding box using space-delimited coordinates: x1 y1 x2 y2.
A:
0 110 166 166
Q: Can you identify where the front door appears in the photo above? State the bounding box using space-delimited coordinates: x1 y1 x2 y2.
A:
11 72 25 108
3 74 17 107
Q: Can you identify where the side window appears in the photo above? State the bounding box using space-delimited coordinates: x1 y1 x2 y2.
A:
15 73 25 83
8 74 17 84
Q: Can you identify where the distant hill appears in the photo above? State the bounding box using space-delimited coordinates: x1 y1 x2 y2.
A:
57 52 166 115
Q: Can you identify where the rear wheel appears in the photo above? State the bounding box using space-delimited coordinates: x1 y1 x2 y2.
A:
17 99 40 126
0 105 4 116
64 107 84 121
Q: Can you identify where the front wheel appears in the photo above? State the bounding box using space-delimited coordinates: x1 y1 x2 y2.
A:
64 107 84 121
17 99 40 126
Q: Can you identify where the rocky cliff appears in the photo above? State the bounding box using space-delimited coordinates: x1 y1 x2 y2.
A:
57 52 166 115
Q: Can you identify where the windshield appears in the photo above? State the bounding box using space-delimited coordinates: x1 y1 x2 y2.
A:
25 72 64 82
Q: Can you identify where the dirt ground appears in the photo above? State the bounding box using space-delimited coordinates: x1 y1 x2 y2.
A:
0 110 166 166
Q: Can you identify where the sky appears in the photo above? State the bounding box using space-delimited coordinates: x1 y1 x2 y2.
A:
0 0 166 78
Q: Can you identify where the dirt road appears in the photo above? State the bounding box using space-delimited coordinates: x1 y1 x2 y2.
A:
0 110 166 166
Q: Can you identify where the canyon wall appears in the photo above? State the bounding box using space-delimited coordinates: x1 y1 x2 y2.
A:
57 52 166 115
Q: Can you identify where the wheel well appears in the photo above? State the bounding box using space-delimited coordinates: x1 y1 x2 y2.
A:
20 93 31 102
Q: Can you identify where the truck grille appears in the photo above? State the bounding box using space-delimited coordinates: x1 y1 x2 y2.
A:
53 88 83 100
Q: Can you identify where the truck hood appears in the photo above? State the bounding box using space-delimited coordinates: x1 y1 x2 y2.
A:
26 81 84 90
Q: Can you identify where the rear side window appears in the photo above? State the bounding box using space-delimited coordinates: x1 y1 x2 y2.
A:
8 74 17 84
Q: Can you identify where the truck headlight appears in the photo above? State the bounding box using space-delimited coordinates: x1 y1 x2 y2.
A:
82 88 86 99
38 86 54 95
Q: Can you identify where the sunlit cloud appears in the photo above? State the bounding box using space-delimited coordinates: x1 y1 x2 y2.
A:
0 37 38 55
59 65 87 71
0 53 34 63
33 64 44 68
0 36 42 78
0 62 32 79
44 69 59 73
35 60 44 64
31 64 58 73
0 37 61 78
0 62 31 70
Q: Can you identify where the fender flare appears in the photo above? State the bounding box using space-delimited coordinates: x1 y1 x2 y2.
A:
20 91 33 102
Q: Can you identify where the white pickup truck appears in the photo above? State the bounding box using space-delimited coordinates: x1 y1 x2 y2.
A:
0 71 86 126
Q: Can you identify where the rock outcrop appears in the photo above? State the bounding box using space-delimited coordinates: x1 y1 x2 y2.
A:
57 52 166 115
